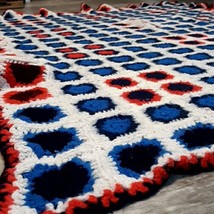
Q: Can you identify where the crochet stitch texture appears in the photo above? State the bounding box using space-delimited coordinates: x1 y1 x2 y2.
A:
0 1 214 213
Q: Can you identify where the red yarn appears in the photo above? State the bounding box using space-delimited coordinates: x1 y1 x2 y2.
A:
189 154 198 165
175 156 191 171
166 158 175 168
153 167 169 185
201 153 214 168
143 177 154 185
87 195 98 204
101 189 119 207
81 3 92 12
66 199 88 214
114 183 125 193
0 111 19 214
39 8 48 17
128 182 149 196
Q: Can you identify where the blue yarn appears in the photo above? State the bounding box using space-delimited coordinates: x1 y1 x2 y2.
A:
108 55 133 63
122 62 149 71
62 84 97 95
153 57 181 65
109 138 166 179
175 66 205 75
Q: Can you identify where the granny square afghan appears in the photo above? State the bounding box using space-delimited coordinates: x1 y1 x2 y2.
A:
0 1 214 213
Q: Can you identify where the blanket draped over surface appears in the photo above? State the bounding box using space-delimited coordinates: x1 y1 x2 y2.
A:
0 1 214 213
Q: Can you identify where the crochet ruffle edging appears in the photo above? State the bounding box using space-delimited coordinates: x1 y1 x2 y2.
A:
2 1 214 19
45 154 214 214
0 108 19 214
0 113 214 214
0 58 48 213
78 1 214 14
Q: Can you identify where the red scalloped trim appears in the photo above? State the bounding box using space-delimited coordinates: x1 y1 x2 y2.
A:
93 1 214 13
2 1 213 19
0 108 19 214
61 152 214 214
127 4 139 9
66 200 88 214
80 3 93 13
192 2 214 11
97 4 113 12
39 8 49 17
1 150 208 214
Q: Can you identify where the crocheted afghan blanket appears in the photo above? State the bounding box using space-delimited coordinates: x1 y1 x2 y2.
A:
0 2 214 213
